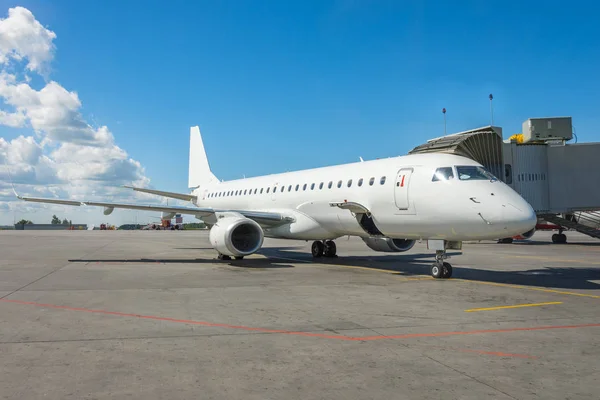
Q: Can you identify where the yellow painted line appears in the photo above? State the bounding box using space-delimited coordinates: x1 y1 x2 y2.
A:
509 255 600 265
455 279 600 299
465 301 562 312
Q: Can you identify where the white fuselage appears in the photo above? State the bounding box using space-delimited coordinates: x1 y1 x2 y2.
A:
192 153 536 241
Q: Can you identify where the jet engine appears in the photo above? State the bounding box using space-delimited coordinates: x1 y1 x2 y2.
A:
361 237 416 252
209 216 264 257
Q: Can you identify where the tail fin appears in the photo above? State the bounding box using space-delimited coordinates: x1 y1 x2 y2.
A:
188 126 218 188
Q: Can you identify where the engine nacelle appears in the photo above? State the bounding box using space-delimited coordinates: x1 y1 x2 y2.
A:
209 216 264 257
513 228 535 240
361 237 416 253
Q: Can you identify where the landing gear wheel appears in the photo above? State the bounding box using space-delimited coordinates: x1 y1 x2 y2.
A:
217 254 232 261
431 263 444 279
498 238 513 244
323 240 337 257
311 241 324 257
442 262 453 278
234 256 244 260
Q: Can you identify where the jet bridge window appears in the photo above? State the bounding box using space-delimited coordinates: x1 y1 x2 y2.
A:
432 167 454 182
456 165 497 181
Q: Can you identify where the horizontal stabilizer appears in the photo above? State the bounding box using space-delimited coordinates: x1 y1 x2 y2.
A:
123 186 197 202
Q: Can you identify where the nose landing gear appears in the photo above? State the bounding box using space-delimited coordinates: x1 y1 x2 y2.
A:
431 250 452 279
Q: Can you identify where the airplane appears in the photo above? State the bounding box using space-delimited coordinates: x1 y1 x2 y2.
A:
13 126 537 279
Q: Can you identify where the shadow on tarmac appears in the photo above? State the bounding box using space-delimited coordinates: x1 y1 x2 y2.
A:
68 247 600 291
260 248 600 291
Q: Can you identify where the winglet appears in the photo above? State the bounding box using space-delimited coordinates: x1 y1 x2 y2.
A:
359 157 364 162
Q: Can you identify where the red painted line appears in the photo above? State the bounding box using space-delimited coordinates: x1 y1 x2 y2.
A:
1 298 599 345
0 299 359 341
400 175 405 187
357 323 600 341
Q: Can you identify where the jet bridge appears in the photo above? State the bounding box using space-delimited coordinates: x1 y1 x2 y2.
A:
409 117 600 243
408 125 505 180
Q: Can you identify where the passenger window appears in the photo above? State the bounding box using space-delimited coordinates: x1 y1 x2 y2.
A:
280 186 284 192
328 181 333 189
337 180 342 188
303 184 307 190
288 185 292 191
369 177 375 186
243 190 247 195
266 188 270 193
310 183 315 190
358 178 363 186
432 167 454 182
319 182 323 189
347 179 352 187
295 184 299 191
380 176 386 185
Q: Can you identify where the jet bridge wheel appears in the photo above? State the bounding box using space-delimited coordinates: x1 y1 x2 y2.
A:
552 233 567 244
311 241 324 257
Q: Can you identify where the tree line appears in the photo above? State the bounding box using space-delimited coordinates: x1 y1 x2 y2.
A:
16 215 72 225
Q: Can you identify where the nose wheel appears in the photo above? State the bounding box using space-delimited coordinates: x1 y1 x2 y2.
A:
431 250 452 279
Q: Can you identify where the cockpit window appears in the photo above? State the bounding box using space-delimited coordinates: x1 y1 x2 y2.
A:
432 167 454 182
456 165 497 181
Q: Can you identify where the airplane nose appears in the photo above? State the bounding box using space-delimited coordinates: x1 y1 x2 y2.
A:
504 200 537 235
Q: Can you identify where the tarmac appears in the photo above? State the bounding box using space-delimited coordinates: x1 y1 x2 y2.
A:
0 229 599 400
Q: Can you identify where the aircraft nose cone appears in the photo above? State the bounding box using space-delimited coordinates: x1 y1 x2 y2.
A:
504 200 537 235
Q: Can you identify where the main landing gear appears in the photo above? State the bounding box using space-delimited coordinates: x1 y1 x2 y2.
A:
311 240 337 258
431 250 452 279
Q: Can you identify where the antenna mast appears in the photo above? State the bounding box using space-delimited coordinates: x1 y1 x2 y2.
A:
442 108 447 135
489 93 494 126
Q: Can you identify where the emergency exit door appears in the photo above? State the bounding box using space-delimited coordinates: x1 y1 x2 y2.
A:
394 168 413 210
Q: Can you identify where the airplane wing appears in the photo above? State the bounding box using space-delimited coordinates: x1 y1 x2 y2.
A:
15 194 293 227
122 185 197 202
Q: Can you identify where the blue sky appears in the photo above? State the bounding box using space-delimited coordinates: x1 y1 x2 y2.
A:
0 0 599 224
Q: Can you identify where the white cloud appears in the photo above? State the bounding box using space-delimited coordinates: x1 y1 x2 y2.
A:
0 6 56 74
0 6 172 226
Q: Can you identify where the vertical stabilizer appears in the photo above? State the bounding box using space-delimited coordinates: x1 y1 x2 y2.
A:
188 126 218 188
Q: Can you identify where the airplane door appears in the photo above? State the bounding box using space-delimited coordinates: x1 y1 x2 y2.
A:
394 168 413 210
